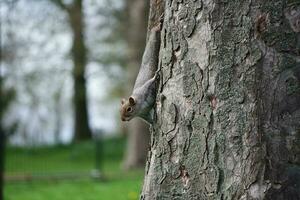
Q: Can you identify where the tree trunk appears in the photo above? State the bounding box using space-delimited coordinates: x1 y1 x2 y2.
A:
0 76 5 200
124 119 150 169
68 0 92 141
141 0 300 199
0 130 4 200
122 0 150 169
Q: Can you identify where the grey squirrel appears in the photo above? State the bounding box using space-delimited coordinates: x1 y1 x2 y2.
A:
120 23 161 124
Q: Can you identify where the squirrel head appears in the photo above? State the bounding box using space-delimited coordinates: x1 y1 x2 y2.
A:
120 96 137 121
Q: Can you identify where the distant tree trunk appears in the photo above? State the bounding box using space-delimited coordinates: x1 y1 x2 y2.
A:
68 0 92 141
0 130 4 200
141 0 300 199
0 76 6 200
54 92 62 144
51 0 92 141
122 0 150 170
124 119 150 169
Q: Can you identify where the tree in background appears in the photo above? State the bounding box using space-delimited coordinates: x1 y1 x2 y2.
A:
0 103 4 199
0 88 4 200
141 0 300 199
121 0 151 170
0 132 3 200
0 0 75 145
51 0 92 141
1 2 17 196
0 82 12 200
0 66 15 200
2 0 128 145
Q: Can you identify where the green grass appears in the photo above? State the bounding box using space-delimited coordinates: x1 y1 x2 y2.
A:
4 136 144 200
5 178 142 200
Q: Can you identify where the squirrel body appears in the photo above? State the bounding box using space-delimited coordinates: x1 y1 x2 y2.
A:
120 24 161 124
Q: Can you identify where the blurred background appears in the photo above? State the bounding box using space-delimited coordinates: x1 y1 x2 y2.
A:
0 0 151 199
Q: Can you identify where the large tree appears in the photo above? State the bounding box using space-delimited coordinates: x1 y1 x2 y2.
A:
141 0 300 199
51 0 92 141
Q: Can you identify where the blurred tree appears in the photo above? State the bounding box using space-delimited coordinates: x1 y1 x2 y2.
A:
0 1 17 197
122 0 150 170
1 75 8 199
0 81 6 200
0 136 3 200
0 117 3 200
51 0 92 141
0 68 15 200
53 85 63 144
0 99 3 200
2 0 124 145
0 0 74 145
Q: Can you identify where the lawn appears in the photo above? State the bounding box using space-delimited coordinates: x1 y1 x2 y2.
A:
4 137 144 200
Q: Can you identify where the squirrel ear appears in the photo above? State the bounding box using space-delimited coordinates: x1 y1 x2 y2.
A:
129 96 136 105
121 98 126 105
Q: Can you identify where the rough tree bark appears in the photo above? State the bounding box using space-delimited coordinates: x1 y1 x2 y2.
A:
51 0 92 141
141 0 300 199
122 0 150 169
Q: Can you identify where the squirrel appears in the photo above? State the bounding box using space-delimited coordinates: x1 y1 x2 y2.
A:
120 23 161 124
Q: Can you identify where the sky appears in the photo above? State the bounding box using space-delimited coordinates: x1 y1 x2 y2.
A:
1 0 125 145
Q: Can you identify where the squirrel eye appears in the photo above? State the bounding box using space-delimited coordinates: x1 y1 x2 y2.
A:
126 107 132 112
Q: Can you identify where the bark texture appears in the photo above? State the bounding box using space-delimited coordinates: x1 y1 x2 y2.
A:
123 0 150 169
141 0 300 199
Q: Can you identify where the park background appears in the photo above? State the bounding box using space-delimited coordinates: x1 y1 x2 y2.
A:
0 0 151 199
